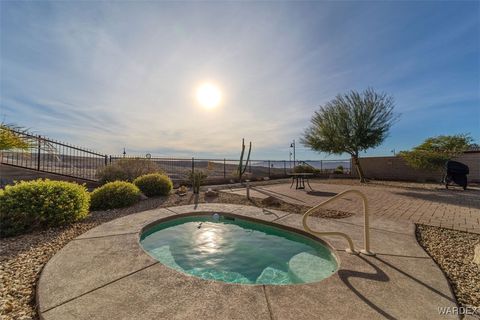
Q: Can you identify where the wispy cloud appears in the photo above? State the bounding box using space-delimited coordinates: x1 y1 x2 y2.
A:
1 1 478 159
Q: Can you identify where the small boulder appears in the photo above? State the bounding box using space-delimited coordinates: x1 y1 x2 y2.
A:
474 244 480 266
205 188 218 197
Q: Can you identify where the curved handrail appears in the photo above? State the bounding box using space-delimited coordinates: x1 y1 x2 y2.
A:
302 189 375 256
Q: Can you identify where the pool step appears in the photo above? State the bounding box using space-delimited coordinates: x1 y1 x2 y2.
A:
150 246 253 284
149 245 183 271
255 266 290 284
188 268 251 284
288 252 335 283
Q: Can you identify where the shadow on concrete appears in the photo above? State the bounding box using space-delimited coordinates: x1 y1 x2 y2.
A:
306 190 337 197
188 193 200 208
261 208 281 218
392 190 480 209
337 255 395 319
254 187 308 204
374 256 456 304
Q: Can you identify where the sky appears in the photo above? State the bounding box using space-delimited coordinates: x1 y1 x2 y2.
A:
1 1 479 160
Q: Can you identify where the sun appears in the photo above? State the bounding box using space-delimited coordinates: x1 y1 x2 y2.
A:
196 83 222 109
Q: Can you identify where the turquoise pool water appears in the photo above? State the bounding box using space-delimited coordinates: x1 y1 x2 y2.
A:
140 215 337 285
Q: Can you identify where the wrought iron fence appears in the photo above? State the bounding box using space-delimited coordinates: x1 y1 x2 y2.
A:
105 157 351 183
1 128 352 183
1 129 107 181
108 157 297 183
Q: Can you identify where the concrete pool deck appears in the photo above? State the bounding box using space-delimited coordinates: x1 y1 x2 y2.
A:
37 204 458 320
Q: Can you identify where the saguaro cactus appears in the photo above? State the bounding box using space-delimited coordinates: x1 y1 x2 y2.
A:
238 138 252 181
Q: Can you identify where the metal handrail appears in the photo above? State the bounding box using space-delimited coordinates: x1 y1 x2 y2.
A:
302 189 375 256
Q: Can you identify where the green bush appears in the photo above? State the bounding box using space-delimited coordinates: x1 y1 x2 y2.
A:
97 158 164 184
96 164 128 183
133 173 173 197
0 179 90 237
333 165 344 174
399 134 472 171
90 181 141 210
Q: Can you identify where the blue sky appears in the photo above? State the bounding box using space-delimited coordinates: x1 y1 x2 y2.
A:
1 1 478 160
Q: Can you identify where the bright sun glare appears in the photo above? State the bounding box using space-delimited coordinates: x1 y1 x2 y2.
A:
196 83 222 109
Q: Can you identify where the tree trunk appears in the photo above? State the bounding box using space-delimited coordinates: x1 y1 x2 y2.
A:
353 156 366 183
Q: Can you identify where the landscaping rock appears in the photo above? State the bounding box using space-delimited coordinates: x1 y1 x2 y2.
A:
416 225 480 310
205 188 218 197
474 244 480 266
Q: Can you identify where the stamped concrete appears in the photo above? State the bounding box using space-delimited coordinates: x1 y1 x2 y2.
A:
37 203 458 320
37 233 157 312
223 181 480 234
76 208 173 239
41 263 271 320
275 214 428 258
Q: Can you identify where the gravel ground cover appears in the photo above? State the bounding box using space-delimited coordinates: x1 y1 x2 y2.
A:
416 224 480 312
0 191 348 320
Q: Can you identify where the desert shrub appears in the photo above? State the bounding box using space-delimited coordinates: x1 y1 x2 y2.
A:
293 165 319 174
97 158 163 184
176 185 188 195
96 165 128 183
133 173 173 197
0 179 90 237
334 165 344 174
90 181 141 210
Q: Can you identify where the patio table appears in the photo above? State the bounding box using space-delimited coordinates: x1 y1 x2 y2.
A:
289 173 314 190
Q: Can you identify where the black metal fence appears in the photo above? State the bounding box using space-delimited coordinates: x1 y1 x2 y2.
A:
1 130 107 181
107 157 352 183
107 157 297 183
1 128 352 183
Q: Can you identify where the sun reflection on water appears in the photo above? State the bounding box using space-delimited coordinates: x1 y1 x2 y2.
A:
194 224 226 255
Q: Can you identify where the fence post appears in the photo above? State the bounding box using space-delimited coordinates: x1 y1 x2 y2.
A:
268 160 271 177
104 155 108 166
192 157 195 174
223 158 226 179
109 155 112 164
284 160 286 176
37 136 41 171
